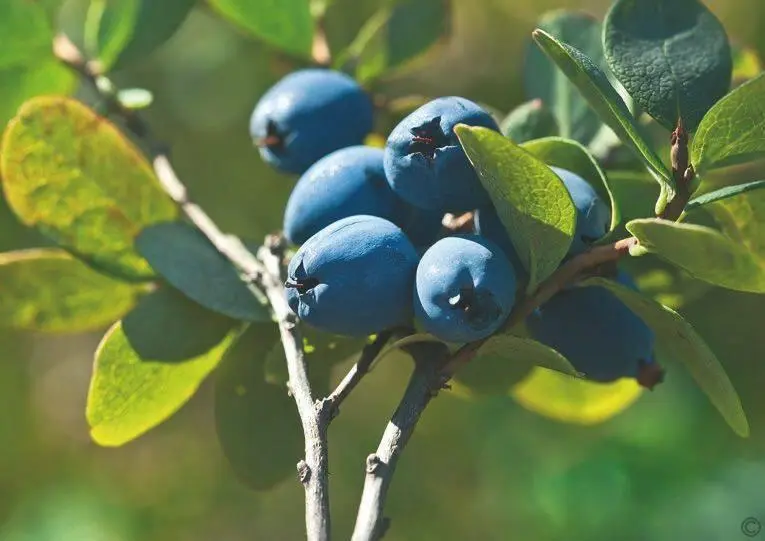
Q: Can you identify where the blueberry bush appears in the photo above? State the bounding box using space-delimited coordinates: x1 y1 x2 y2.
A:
0 0 763 539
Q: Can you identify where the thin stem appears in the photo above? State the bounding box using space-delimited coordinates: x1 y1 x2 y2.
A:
351 354 446 541
55 34 331 541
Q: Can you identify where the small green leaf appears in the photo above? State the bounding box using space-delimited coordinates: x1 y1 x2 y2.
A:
603 0 732 131
521 136 616 231
86 0 140 69
579 277 749 437
731 44 762 85
1 97 178 281
454 333 579 397
135 222 271 322
0 249 140 333
500 100 559 143
208 0 313 59
87 288 238 446
686 180 765 212
524 10 604 144
455 125 576 290
627 218 765 293
691 73 765 174
601 171 658 240
531 29 673 209
215 323 302 489
336 0 450 84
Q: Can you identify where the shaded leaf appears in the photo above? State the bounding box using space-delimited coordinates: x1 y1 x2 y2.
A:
627 218 765 293
701 183 765 266
524 10 603 143
208 0 313 59
603 0 732 131
691 73 765 174
136 222 271 322
87 288 239 446
686 180 765 212
455 125 576 291
600 170 658 240
580 276 749 437
337 0 450 83
531 29 673 211
511 368 643 425
453 334 579 397
215 323 302 490
500 99 559 143
732 44 762 85
375 333 443 364
1 97 178 281
522 136 616 231
87 0 140 69
0 249 140 333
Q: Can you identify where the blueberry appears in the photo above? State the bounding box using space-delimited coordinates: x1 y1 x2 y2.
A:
250 69 374 174
473 207 527 283
384 97 499 212
285 216 419 337
414 235 517 342
283 146 443 246
552 167 611 254
526 271 660 384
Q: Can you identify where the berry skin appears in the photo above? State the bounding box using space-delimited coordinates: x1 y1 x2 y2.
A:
475 166 610 263
526 271 658 384
285 216 419 337
384 97 500 213
283 146 443 246
250 69 374 174
414 235 517 343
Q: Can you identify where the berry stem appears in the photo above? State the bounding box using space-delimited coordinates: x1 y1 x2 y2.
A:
659 117 695 221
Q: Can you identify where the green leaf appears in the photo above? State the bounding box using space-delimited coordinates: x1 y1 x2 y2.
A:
627 218 765 293
87 288 238 446
336 0 450 84
0 249 140 333
521 136 616 232
603 0 732 131
524 10 604 144
601 171 658 240
731 44 762 85
531 29 673 211
500 100 559 143
208 0 313 59
1 96 178 281
455 125 576 291
453 333 579 397
686 180 765 212
135 222 271 322
215 323 302 489
691 73 765 174
86 0 140 69
579 276 749 437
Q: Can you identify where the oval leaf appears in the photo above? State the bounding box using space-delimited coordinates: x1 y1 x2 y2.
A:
691 73 765 174
1 96 178 281
500 99 559 143
455 125 576 290
0 248 140 333
136 222 271 322
87 288 238 446
215 323 302 490
531 28 673 208
512 368 643 425
524 10 604 144
579 276 749 437
522 136 617 232
627 218 765 293
603 0 732 131
88 0 141 69
208 0 313 59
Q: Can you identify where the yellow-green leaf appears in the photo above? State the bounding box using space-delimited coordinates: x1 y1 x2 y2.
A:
580 276 749 437
0 248 140 333
1 96 178 281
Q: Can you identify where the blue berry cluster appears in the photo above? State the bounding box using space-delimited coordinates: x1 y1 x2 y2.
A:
252 69 659 386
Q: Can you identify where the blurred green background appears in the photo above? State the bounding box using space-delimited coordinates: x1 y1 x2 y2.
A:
1 1 765 540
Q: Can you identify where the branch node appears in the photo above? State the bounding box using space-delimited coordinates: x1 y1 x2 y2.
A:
297 460 312 485
365 454 385 475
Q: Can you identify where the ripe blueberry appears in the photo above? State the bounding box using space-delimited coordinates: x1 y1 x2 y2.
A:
526 271 660 385
384 97 499 212
250 69 374 174
414 235 517 343
285 216 419 337
283 146 443 246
